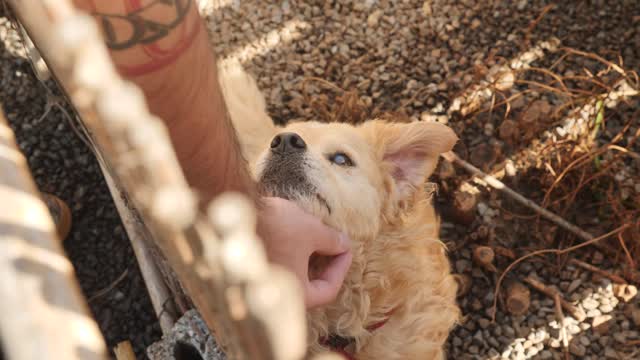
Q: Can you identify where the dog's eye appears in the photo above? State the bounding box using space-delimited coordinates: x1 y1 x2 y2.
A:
328 152 355 167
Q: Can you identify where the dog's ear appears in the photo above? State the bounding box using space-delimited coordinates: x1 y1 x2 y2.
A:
363 120 458 200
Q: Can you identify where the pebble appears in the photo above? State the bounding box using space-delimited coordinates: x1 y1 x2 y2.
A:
613 332 626 343
604 348 618 359
587 309 602 318
583 298 600 311
579 335 590 346
539 350 553 359
455 259 472 273
592 252 604 265
568 324 582 335
631 306 640 327
366 10 383 27
567 279 582 293
599 304 614 313
570 343 587 357
503 325 516 337
525 347 538 358
477 318 491 329
592 314 613 334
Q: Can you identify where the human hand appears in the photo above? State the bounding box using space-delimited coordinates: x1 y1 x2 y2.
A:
258 197 353 309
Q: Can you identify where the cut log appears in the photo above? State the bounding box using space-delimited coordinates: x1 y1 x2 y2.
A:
473 246 497 272
505 281 530 316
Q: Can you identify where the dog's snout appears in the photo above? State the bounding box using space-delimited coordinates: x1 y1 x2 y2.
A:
270 132 307 154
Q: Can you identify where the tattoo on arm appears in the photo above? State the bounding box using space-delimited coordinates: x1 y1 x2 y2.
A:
90 0 200 76
95 0 191 50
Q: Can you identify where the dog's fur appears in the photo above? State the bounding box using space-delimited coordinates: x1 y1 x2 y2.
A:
218 60 460 359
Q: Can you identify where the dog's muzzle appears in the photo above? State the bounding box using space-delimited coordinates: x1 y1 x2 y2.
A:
258 132 314 199
269 132 307 155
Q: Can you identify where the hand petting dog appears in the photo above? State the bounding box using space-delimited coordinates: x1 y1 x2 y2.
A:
259 197 353 309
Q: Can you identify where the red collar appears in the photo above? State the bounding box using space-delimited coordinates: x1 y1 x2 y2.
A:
320 310 394 359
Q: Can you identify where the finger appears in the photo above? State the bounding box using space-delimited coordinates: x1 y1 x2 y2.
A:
312 228 351 256
265 196 351 256
305 251 353 308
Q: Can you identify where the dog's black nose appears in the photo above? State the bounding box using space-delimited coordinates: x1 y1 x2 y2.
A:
270 132 307 154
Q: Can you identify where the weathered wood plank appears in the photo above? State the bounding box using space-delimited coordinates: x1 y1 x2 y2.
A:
0 108 108 360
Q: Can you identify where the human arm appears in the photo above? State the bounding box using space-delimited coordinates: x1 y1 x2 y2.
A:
71 0 352 308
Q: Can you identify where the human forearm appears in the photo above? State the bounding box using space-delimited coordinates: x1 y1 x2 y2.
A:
72 0 254 203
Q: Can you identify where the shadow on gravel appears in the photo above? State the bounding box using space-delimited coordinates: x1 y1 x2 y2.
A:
0 9 162 358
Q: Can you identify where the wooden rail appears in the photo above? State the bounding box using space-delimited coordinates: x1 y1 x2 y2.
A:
3 1 309 359
0 108 108 360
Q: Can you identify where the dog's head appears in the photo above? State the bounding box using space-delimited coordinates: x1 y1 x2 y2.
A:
253 119 458 240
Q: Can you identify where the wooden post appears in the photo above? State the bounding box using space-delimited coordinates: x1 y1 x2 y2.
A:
0 109 108 360
4 1 309 359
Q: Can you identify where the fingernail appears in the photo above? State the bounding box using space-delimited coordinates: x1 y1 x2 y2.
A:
339 232 352 249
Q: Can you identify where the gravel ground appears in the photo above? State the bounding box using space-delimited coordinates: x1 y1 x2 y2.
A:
2 0 639 359
0 12 161 360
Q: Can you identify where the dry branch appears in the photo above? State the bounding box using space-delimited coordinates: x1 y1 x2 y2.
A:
0 109 108 359
553 293 570 359
441 151 596 242
490 224 627 322
524 276 586 322
569 258 627 284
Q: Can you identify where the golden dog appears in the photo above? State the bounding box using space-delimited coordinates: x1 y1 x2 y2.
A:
218 60 460 360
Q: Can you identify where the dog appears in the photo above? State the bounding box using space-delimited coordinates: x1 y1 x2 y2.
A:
218 60 460 359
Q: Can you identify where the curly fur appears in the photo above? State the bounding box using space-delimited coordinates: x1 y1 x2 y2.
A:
218 61 460 359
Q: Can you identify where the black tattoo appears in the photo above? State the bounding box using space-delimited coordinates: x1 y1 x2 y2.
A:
93 0 192 50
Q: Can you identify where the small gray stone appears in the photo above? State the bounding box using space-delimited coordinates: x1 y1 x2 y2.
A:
613 332 626 343
579 335 590 346
569 343 587 357
468 345 479 354
478 318 491 329
539 350 553 359
487 348 500 358
503 325 515 337
455 259 471 273
452 336 463 347
567 279 582 293
592 252 604 264
525 347 539 358
604 347 618 358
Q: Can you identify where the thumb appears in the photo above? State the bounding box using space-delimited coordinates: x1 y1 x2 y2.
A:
305 251 353 308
